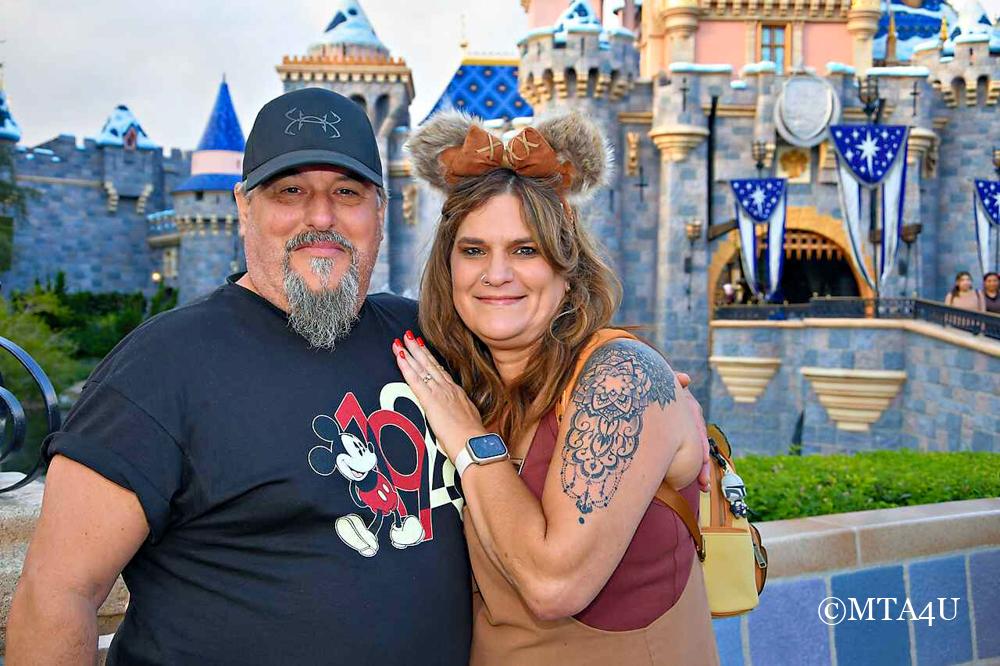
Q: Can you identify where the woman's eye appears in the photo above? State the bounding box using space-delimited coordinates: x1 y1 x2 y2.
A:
460 247 485 256
514 246 538 256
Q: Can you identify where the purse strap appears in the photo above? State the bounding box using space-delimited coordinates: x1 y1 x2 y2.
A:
655 482 705 561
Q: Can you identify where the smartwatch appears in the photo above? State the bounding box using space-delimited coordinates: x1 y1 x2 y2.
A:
454 433 509 478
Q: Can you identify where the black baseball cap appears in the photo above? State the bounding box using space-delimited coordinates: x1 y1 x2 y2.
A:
242 87 383 191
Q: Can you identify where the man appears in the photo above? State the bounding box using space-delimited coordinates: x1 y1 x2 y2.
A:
8 88 472 665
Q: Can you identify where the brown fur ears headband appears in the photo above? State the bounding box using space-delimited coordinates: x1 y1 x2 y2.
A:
406 110 614 201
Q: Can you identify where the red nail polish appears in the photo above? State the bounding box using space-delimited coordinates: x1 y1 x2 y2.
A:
417 337 425 347
399 350 406 359
394 338 402 348
405 330 415 340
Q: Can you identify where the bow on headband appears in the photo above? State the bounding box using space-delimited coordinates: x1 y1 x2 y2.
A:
439 126 576 191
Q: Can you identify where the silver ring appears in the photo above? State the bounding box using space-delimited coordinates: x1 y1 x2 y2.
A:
481 273 492 286
422 373 433 383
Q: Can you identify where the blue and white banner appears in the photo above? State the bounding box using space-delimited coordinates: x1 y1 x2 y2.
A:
830 125 910 289
731 178 787 298
974 179 1000 274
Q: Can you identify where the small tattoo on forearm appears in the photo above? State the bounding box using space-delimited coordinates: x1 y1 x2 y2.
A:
560 341 674 523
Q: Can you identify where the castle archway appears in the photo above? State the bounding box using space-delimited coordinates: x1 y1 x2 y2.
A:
707 206 874 312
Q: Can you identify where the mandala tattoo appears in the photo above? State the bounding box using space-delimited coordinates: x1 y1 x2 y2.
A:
560 341 675 523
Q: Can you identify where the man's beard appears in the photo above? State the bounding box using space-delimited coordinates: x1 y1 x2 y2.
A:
283 231 362 350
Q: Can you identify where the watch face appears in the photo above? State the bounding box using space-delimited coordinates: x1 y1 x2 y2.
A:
469 434 508 460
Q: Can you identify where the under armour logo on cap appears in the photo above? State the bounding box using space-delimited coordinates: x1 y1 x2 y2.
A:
284 108 342 138
242 87 382 190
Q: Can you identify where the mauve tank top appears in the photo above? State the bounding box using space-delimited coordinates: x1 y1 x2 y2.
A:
464 408 719 666
519 409 701 630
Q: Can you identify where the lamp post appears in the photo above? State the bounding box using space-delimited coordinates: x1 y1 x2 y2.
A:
751 140 768 178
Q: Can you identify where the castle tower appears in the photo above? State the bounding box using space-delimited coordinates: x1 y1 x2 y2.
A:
518 0 640 277
276 0 415 293
171 78 245 304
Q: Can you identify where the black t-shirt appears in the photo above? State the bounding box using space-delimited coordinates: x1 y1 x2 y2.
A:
46 281 471 665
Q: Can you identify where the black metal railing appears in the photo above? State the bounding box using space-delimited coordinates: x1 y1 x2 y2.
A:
0 336 61 493
715 297 1000 340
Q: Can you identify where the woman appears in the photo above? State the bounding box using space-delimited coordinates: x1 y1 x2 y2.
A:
944 271 984 312
983 272 1000 315
397 112 719 665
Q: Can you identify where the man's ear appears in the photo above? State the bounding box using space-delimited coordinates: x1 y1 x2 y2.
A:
234 183 251 235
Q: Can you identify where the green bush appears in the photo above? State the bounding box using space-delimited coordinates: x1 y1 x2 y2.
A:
9 274 177 360
738 450 1000 522
0 298 87 401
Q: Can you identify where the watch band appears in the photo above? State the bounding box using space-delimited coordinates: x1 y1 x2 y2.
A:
454 449 473 478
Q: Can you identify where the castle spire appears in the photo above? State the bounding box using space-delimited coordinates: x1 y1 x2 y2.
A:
174 78 244 193
886 7 899 63
940 14 949 41
196 78 245 152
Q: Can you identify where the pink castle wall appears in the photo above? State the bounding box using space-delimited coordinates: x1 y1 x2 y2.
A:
803 23 853 70
695 21 748 72
526 1 603 30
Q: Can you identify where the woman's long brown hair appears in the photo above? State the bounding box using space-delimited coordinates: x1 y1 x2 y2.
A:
419 169 622 447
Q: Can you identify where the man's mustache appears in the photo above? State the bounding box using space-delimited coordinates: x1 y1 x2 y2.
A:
285 231 355 256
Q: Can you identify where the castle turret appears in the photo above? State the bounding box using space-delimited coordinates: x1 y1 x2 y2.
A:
171 78 245 303
276 0 414 293
518 0 639 273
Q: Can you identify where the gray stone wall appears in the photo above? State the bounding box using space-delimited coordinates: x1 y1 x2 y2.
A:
5 135 188 294
708 321 999 454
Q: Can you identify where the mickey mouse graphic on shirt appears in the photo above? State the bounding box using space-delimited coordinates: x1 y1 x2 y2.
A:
310 413 426 557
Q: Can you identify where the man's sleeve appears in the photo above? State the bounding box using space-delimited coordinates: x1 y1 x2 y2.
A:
44 380 185 543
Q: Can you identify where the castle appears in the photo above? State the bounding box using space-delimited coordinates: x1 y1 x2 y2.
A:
1 0 998 410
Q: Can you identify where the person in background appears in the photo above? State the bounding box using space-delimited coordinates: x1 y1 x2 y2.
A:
982 272 1000 314
944 271 984 312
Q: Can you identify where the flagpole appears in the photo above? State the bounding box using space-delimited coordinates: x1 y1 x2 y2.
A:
858 76 883 314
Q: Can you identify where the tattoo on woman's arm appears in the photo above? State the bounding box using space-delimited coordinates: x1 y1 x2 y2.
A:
560 341 675 523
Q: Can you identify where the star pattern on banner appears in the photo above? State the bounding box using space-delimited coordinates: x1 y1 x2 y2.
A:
830 125 908 186
731 178 786 223
975 179 1000 226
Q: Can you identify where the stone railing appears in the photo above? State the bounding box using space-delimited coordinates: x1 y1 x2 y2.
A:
715 297 1000 340
711 498 1000 665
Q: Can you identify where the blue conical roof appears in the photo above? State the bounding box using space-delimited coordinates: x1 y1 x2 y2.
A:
322 1 386 51
0 89 21 143
197 79 245 152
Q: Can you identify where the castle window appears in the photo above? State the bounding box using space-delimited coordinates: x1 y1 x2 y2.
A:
758 24 789 72
195 191 204 201
162 246 179 280
123 126 138 151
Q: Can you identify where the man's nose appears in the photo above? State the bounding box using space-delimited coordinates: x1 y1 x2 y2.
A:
304 194 338 230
